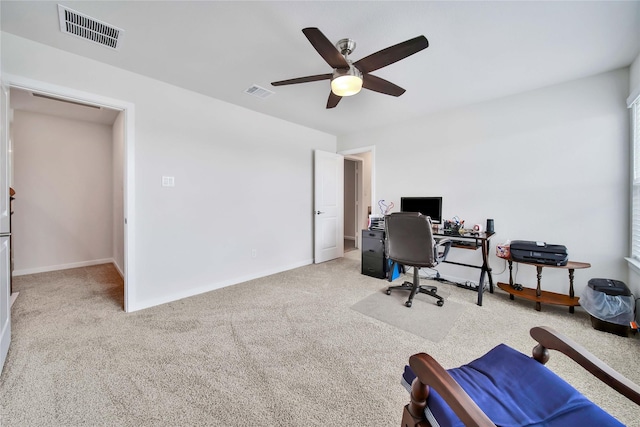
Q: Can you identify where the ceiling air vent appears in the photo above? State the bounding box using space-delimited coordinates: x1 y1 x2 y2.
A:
58 4 124 50
245 85 274 99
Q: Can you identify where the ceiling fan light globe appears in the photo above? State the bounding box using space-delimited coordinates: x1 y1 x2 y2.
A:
331 75 363 97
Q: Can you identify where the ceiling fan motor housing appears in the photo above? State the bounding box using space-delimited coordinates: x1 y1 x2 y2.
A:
336 38 356 57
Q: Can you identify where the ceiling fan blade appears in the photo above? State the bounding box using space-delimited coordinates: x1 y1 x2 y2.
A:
354 35 429 74
327 92 342 109
302 27 350 69
362 74 406 97
271 73 332 86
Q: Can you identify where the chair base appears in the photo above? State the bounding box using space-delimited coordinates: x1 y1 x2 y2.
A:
386 267 444 307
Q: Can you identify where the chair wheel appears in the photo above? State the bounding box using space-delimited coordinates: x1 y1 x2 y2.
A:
386 289 391 295
405 301 412 308
437 300 444 307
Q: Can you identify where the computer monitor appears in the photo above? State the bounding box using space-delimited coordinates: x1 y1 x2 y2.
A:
400 197 443 224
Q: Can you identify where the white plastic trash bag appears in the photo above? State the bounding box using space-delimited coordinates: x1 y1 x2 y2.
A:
580 286 634 326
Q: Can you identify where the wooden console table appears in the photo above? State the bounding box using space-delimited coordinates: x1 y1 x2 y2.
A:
497 259 590 312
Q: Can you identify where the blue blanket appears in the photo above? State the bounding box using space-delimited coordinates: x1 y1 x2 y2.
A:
403 344 624 427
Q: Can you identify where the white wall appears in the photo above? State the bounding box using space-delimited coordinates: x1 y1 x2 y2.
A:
627 52 640 300
1 33 336 310
12 110 113 274
630 52 640 97
339 69 630 298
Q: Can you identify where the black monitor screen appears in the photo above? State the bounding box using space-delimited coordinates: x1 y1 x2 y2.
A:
400 197 443 223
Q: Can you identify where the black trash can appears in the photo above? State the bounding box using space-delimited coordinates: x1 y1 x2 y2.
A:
580 279 634 337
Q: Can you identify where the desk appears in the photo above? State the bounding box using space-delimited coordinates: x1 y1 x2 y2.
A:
434 230 495 306
497 259 591 312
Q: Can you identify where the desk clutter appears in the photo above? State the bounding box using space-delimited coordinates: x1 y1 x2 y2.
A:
443 216 465 234
361 218 495 306
368 215 385 231
440 217 494 237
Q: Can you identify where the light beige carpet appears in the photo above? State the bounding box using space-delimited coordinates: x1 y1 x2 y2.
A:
1 254 639 426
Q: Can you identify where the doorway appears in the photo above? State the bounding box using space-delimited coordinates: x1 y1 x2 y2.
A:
343 158 359 253
3 77 134 312
341 147 374 253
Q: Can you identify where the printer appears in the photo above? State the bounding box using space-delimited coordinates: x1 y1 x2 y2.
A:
509 240 568 266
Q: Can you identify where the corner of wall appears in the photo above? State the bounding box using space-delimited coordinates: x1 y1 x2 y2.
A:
630 52 640 101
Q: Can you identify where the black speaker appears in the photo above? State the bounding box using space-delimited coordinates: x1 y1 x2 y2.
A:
486 219 494 234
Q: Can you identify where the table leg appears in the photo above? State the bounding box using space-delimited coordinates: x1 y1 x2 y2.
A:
484 240 494 294
568 269 575 314
508 260 513 286
508 260 515 299
535 266 543 311
475 238 494 307
477 272 484 306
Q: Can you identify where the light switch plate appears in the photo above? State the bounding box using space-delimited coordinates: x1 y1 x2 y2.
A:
162 176 175 187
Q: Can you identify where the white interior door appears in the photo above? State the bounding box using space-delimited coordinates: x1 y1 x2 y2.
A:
0 82 11 373
314 150 344 263
0 237 9 373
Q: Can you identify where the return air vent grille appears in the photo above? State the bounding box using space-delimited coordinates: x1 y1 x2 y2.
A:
244 85 274 99
58 4 124 50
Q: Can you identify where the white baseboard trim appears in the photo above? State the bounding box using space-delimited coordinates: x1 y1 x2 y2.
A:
128 258 314 312
13 258 115 276
10 292 19 307
112 262 124 279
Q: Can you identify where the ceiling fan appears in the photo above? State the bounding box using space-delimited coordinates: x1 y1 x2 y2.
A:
271 27 429 109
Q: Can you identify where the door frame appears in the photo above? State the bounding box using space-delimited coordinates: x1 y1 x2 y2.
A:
339 146 376 250
1 82 11 373
343 156 362 249
3 73 136 312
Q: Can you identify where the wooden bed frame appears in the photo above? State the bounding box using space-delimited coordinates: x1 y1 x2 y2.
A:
402 326 640 427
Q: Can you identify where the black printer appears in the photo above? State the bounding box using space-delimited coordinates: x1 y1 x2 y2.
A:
510 240 568 266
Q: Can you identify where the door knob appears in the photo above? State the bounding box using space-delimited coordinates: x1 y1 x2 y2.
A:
316 211 325 215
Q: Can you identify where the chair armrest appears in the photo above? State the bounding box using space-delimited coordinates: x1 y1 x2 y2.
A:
434 238 452 262
530 326 640 405
434 237 452 246
407 352 496 427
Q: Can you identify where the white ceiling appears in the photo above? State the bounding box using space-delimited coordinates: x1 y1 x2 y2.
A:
2 1 640 136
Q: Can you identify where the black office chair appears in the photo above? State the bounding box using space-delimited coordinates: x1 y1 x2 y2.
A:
385 212 451 307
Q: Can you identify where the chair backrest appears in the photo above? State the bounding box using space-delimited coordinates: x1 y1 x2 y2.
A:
385 212 437 268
